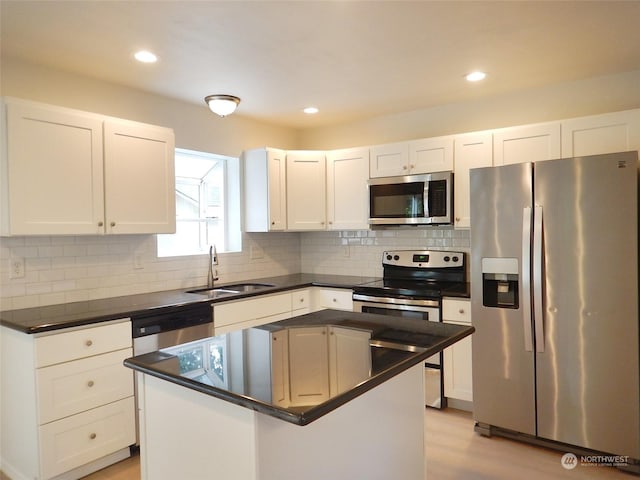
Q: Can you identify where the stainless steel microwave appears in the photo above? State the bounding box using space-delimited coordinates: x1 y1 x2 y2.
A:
368 172 453 226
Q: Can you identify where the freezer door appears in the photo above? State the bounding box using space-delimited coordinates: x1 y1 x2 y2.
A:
534 152 640 457
470 162 536 435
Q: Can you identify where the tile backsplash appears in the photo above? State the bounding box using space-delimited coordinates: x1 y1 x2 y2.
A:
0 228 470 311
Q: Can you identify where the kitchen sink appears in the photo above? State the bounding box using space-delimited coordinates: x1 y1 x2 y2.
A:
186 283 276 297
221 283 276 292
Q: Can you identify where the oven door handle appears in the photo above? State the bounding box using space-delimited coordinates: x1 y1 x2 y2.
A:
352 294 439 309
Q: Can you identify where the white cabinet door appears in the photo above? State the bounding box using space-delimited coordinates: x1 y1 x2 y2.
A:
326 147 369 230
408 136 454 173
442 299 473 403
369 142 409 177
493 123 561 166
443 333 473 402
244 147 287 232
453 132 493 229
561 109 640 157
288 326 330 405
286 151 326 230
3 100 105 235
103 119 176 234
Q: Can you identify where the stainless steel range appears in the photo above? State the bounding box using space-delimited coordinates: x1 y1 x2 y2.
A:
352 249 467 409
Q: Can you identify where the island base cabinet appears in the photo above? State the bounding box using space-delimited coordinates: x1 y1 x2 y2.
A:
138 363 426 480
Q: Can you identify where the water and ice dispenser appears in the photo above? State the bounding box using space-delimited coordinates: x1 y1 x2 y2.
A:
481 258 519 309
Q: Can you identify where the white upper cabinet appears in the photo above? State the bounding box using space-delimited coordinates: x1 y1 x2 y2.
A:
493 122 561 166
326 147 369 230
408 136 454 172
286 151 326 231
3 99 105 235
103 119 175 234
370 138 453 177
369 142 409 177
453 132 493 229
244 147 287 232
561 109 640 157
1 98 176 236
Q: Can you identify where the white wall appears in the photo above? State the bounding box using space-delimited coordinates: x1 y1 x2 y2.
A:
299 69 640 149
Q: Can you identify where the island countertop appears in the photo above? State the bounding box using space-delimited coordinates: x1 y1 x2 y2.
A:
124 308 474 426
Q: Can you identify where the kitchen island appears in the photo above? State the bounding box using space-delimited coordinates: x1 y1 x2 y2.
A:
125 309 474 480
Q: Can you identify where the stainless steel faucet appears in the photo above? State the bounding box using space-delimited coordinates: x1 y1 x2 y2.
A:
207 245 219 288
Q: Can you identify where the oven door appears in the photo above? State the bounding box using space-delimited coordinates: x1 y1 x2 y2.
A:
353 294 445 409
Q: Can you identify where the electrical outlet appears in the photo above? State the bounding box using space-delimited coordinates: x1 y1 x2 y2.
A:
133 253 144 270
343 245 350 257
10 257 25 279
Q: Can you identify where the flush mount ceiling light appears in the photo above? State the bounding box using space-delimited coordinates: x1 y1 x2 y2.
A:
204 95 241 117
303 106 319 115
134 50 158 63
466 71 487 82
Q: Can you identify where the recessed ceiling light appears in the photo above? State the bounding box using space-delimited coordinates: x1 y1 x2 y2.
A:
466 71 486 82
134 50 158 63
303 107 319 115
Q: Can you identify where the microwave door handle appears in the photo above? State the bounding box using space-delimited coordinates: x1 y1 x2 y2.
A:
423 180 430 218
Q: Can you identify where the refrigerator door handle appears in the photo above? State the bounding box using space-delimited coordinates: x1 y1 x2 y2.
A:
533 205 545 353
522 206 534 352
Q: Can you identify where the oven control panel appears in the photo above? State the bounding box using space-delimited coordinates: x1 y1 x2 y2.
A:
382 250 464 269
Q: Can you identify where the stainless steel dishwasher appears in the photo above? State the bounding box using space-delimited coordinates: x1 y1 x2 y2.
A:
131 302 214 443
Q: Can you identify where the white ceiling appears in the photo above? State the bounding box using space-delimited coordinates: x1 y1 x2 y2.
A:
2 1 640 128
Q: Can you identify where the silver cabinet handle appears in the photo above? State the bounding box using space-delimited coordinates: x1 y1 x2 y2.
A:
522 206 534 352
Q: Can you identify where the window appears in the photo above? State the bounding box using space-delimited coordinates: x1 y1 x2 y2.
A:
157 148 241 257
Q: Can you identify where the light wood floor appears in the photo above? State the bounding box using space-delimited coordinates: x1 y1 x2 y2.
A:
3 408 634 479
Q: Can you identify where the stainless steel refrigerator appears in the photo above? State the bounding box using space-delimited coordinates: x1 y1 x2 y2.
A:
470 151 640 461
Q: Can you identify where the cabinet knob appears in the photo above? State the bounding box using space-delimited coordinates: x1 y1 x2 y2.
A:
271 221 275 225
89 433 97 440
459 309 465 314
299 298 304 303
98 221 104 227
110 221 116 227
402 165 408 170
85 340 93 347
332 298 337 302
455 217 461 222
87 380 95 388
410 164 415 169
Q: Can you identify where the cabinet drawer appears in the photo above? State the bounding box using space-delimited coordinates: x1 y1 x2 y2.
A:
312 288 353 311
442 299 471 324
37 348 134 424
39 397 135 479
291 289 311 313
214 292 291 328
35 320 132 367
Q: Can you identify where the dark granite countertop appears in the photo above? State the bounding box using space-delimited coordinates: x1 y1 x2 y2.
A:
124 309 474 426
0 274 380 334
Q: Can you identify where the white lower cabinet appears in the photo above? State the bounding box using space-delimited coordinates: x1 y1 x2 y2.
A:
0 319 135 480
442 298 473 405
